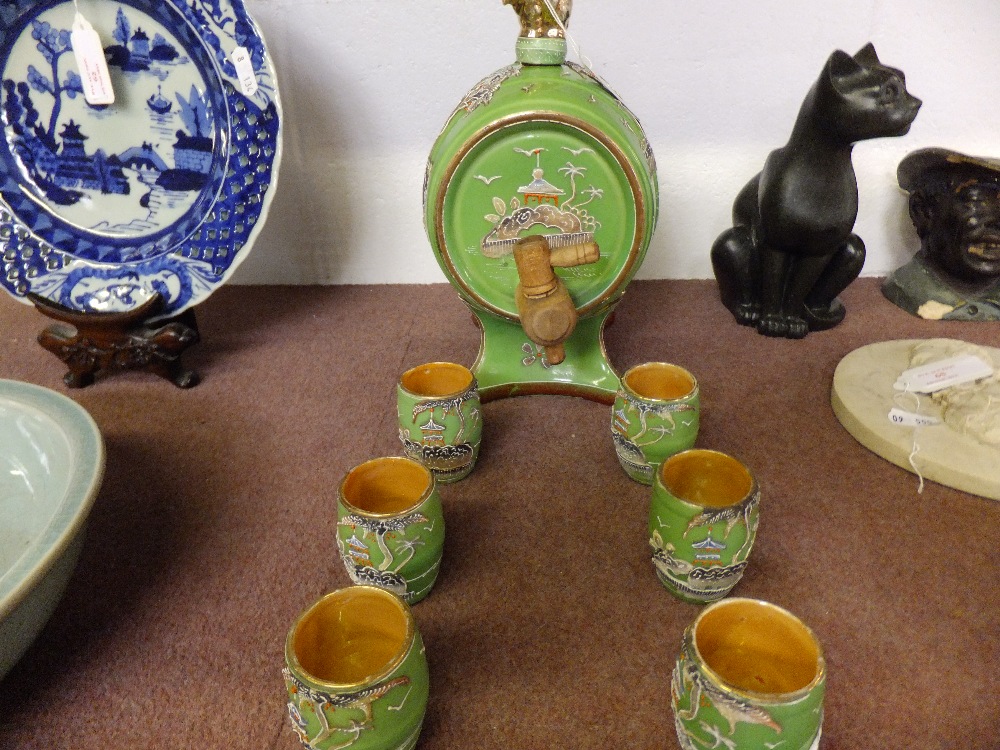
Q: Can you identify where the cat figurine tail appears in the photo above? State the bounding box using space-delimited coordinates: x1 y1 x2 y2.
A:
711 43 921 338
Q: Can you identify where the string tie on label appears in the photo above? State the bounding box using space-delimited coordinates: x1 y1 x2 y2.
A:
892 387 927 494
540 0 593 70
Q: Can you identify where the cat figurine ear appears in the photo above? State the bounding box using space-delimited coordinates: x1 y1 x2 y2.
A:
853 42 881 66
825 44 893 92
827 48 864 80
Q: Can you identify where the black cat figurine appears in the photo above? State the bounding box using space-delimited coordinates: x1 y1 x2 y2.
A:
711 43 921 338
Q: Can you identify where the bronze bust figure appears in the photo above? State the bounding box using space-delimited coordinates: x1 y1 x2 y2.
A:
883 147 1000 320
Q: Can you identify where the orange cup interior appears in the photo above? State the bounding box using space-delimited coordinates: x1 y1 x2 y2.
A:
624 362 696 401
693 598 823 696
290 587 411 687
660 449 753 509
341 457 431 515
400 362 473 398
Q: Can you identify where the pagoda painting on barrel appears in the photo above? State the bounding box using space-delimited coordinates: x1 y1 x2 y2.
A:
479 146 603 262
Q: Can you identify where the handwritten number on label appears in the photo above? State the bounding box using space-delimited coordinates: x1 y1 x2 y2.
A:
231 47 258 97
887 408 941 428
71 13 115 106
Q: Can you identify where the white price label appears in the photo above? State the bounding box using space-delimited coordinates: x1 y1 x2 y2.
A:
887 408 941 428
231 46 259 97
893 354 994 394
71 13 115 106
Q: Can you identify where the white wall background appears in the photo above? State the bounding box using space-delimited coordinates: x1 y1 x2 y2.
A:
234 0 1000 285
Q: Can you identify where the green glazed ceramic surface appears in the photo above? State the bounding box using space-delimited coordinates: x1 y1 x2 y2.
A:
472 306 620 400
424 50 658 401
397 363 482 483
284 587 429 750
337 458 445 605
671 599 825 750
612 363 700 484
648 450 759 604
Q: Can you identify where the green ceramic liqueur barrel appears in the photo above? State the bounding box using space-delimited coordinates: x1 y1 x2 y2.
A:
424 3 659 402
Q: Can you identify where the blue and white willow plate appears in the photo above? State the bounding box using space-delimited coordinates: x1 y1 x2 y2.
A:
0 0 281 315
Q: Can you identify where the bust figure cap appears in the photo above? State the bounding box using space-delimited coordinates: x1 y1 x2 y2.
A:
898 147 1000 192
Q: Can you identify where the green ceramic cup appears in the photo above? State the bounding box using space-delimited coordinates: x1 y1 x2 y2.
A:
283 586 429 750
397 362 482 483
337 457 445 604
612 362 700 484
671 598 826 750
648 449 759 604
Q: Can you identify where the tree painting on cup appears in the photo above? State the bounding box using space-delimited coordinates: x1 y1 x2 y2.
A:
284 668 415 750
337 513 432 600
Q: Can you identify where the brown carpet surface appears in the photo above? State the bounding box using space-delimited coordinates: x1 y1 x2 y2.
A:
0 278 997 749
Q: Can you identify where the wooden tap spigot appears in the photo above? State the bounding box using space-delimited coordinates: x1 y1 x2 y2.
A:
513 235 599 365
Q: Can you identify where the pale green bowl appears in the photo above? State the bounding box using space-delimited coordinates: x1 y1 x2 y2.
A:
0 380 104 681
